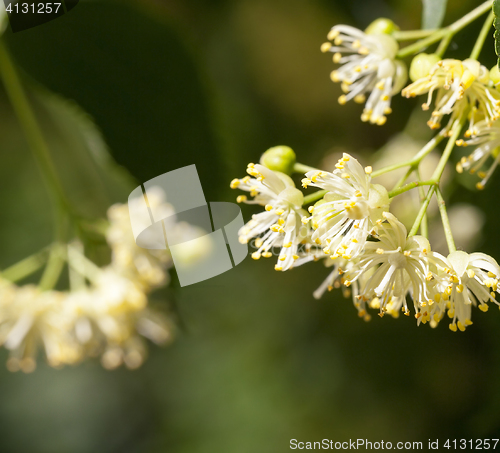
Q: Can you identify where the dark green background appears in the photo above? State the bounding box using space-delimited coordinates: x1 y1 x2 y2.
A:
0 0 499 451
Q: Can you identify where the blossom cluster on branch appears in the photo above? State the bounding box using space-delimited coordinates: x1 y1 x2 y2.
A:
231 5 500 332
0 189 206 372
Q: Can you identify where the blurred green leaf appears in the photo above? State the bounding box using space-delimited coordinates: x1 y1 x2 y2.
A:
0 81 133 270
422 0 448 29
4 0 225 200
30 87 135 218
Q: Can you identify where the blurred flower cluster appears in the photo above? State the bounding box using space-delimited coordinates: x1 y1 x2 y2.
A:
0 10 224 372
0 188 184 373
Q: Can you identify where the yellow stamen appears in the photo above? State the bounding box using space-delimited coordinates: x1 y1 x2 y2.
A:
320 42 332 53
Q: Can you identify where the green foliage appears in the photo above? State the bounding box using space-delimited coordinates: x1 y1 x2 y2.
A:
30 87 135 218
421 0 448 29
494 0 500 68
4 0 225 200
0 82 134 272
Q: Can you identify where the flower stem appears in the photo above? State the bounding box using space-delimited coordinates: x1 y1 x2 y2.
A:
388 180 435 198
408 118 465 236
431 120 465 182
294 162 319 174
436 187 456 253
371 135 443 178
39 208 69 290
408 185 436 237
392 167 414 192
435 33 454 57
68 241 86 291
39 242 67 291
416 169 428 238
370 160 410 178
1 247 50 283
0 39 72 213
397 29 448 58
393 29 437 41
470 10 494 60
67 244 102 283
303 189 327 205
397 0 493 58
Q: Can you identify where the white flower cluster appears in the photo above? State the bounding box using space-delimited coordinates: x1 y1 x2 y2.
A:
232 15 500 334
402 58 500 187
232 153 500 331
403 59 500 132
0 190 199 372
301 155 389 260
231 163 310 271
321 21 500 189
322 25 407 126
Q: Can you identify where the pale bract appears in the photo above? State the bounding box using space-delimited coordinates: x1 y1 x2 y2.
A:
322 25 407 125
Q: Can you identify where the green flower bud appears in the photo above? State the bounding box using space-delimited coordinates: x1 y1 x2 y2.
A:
409 53 440 82
490 65 500 86
365 18 399 36
260 146 296 175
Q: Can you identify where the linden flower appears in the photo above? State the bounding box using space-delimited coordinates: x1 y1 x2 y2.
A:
68 268 147 346
93 268 147 312
231 163 309 271
0 284 81 372
67 268 172 370
402 59 500 132
346 212 430 317
427 251 500 332
456 118 500 189
321 25 407 125
302 153 389 261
